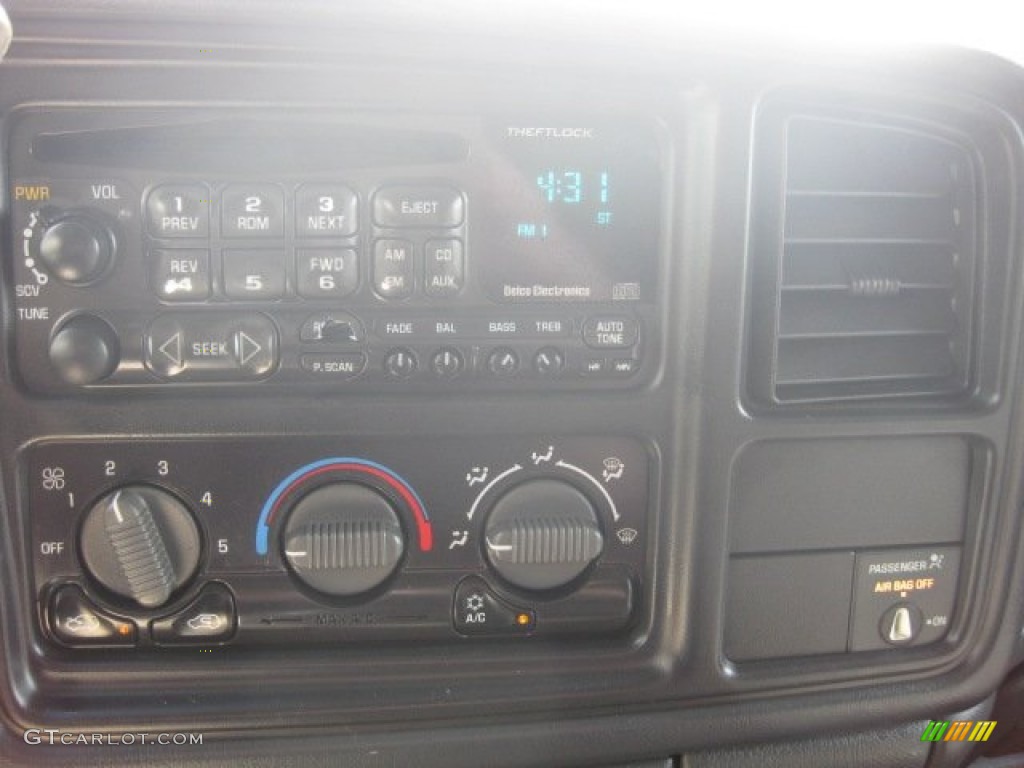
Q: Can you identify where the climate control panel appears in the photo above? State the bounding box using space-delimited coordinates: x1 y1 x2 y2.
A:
28 436 649 648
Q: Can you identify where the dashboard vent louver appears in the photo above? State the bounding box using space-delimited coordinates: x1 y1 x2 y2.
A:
754 112 978 404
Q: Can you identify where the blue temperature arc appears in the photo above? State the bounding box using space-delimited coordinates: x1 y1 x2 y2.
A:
255 458 432 555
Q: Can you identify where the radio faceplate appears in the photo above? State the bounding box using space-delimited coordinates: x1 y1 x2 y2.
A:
7 108 663 393
28 436 650 648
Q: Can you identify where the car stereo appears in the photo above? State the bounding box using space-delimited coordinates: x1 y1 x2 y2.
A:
6 108 664 392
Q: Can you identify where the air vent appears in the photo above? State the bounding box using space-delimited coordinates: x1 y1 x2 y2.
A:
751 111 978 404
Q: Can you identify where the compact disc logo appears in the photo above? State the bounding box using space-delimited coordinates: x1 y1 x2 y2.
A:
505 127 595 139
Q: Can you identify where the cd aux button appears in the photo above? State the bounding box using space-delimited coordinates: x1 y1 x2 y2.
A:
424 239 464 297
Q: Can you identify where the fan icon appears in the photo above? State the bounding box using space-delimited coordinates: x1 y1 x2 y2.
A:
465 594 485 612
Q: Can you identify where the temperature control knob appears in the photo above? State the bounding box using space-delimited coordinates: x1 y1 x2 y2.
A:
282 482 405 596
79 486 201 609
483 478 604 591
36 211 116 286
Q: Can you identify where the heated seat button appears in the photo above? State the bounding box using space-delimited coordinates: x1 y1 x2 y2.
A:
152 583 236 644
453 577 534 636
146 184 210 238
373 186 464 228
49 585 136 647
221 185 285 238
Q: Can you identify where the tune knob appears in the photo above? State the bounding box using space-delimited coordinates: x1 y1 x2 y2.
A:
49 314 120 385
282 482 406 597
36 211 116 286
483 478 604 591
79 486 201 609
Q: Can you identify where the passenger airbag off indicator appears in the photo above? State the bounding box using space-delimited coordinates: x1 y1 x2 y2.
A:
850 546 959 651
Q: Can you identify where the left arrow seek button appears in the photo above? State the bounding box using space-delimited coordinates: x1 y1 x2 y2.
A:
145 313 278 381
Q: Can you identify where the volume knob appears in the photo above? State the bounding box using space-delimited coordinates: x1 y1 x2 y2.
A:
36 212 116 286
79 486 200 609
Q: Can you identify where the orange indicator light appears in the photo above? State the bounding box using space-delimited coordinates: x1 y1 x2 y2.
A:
517 613 532 626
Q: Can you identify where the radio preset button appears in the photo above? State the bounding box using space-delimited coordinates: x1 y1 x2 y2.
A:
152 249 210 301
424 239 464 297
145 313 278 381
295 185 357 237
221 185 285 238
373 185 464 228
297 248 358 299
373 239 414 299
223 250 286 300
145 184 210 238
383 348 418 379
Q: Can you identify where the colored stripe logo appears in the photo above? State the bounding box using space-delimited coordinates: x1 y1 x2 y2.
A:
921 720 997 742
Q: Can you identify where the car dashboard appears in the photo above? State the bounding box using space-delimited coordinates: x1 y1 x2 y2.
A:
1 2 1024 767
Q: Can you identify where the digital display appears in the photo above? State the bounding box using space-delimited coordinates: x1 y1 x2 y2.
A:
480 121 661 303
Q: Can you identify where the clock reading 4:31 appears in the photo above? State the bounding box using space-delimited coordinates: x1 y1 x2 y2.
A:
536 170 610 205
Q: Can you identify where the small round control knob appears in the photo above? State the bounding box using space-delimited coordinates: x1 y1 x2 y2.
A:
79 486 201 609
36 212 116 285
49 314 120 385
282 482 405 597
483 478 604 591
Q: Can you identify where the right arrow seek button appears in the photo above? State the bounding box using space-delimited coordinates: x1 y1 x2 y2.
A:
850 546 960 651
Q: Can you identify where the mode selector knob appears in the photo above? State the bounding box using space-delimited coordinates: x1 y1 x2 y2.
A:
483 479 604 591
79 486 201 609
36 211 116 286
282 482 405 597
